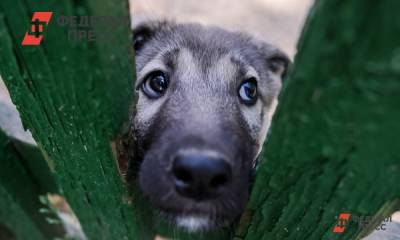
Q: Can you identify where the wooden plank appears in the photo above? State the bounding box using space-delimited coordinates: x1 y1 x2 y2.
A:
0 0 140 239
0 128 63 239
240 0 400 239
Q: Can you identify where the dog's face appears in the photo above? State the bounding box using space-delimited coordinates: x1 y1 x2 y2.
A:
129 20 289 232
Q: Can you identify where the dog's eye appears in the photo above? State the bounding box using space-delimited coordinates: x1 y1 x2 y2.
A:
238 78 258 105
141 71 169 98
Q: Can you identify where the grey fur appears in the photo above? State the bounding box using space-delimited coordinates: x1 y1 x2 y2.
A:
129 20 289 232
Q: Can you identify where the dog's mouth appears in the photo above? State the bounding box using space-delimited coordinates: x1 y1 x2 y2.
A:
158 208 230 232
175 215 213 232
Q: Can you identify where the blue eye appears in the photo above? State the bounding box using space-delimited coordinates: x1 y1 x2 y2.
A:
142 71 169 98
238 78 258 105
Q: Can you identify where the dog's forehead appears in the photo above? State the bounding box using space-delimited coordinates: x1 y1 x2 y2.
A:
162 23 252 55
135 23 264 74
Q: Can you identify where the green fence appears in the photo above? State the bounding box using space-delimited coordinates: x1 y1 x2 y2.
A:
0 0 399 239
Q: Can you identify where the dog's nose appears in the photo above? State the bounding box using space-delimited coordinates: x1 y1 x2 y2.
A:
172 153 232 201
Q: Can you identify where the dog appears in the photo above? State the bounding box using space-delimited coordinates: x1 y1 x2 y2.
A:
127 19 289 232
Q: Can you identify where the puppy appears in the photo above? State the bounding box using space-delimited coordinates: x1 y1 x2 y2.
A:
128 20 289 232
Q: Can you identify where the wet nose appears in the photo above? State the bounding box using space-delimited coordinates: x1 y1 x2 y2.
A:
172 152 232 201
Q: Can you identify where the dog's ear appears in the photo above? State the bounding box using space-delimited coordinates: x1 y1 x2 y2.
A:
132 19 169 52
266 49 291 79
258 43 291 80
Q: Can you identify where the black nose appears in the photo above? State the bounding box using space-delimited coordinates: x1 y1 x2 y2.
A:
172 153 232 201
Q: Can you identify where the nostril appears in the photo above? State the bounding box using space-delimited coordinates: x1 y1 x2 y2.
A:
210 174 228 189
172 152 232 200
173 167 193 184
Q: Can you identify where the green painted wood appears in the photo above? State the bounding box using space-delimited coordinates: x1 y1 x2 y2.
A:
0 0 140 239
0 102 59 195
239 0 400 239
0 129 62 240
1 0 400 239
0 185 44 240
